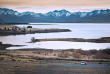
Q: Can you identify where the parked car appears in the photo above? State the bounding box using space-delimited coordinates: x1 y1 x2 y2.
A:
81 61 87 65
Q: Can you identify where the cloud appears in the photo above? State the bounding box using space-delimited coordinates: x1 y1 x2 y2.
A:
0 0 110 13
0 0 110 7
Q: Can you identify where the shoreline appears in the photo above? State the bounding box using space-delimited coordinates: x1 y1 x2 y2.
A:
0 47 110 62
33 37 110 43
0 43 25 50
0 25 71 36
0 22 110 25
0 44 110 73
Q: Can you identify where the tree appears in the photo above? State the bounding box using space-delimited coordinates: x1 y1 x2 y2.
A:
22 28 26 32
31 37 36 43
0 42 2 45
27 26 32 28
7 28 10 31
4 27 6 31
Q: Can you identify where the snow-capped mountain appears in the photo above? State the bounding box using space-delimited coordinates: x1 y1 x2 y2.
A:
0 8 110 23
19 11 36 16
45 9 71 17
0 8 19 15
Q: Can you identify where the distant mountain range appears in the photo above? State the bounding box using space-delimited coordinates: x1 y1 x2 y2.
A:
0 8 110 23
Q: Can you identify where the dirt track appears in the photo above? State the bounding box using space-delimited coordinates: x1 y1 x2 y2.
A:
0 61 110 74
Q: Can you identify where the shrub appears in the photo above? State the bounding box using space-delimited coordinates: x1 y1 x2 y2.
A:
73 53 81 58
31 37 36 43
58 51 69 58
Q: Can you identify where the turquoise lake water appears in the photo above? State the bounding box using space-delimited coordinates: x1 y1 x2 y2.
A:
0 23 110 50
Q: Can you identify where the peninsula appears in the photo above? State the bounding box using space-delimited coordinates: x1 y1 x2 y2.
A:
0 25 71 35
33 37 110 43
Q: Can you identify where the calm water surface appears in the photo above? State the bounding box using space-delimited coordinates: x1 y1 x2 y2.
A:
0 23 110 50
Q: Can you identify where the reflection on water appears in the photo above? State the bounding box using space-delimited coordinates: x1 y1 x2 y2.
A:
7 41 110 50
0 23 110 50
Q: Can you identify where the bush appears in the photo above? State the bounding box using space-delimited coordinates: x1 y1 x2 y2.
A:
73 53 81 58
31 37 36 43
93 51 110 59
58 51 69 58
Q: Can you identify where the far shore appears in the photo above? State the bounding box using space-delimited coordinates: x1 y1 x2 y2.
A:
0 25 71 36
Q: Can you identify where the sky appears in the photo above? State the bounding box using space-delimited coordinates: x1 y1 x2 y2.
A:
0 0 110 13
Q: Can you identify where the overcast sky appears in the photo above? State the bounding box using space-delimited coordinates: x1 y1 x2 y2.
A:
0 0 110 13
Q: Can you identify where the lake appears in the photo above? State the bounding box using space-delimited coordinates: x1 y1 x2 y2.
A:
0 23 110 50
